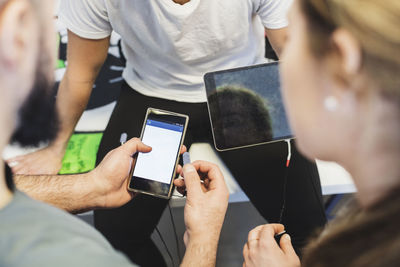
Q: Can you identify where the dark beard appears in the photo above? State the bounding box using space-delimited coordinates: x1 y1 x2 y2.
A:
10 66 59 147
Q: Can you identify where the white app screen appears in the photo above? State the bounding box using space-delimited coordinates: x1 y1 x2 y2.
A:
133 120 183 184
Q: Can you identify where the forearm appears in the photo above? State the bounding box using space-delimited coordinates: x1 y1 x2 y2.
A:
52 32 110 150
51 74 94 149
265 27 287 58
181 234 221 267
14 172 101 213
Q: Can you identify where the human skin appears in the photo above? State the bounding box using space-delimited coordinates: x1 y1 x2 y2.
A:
174 161 229 267
243 0 400 266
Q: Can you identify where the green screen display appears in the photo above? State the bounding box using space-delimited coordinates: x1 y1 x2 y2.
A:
59 133 103 174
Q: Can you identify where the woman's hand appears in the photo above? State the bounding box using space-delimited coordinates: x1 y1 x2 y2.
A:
243 224 300 267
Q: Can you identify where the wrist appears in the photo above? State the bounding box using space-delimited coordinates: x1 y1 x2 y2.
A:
66 171 104 213
50 131 74 153
86 169 106 209
186 228 221 246
182 231 220 267
47 141 67 157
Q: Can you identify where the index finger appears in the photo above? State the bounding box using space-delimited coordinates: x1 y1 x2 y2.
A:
191 160 225 190
121 137 152 155
247 225 264 242
259 224 285 247
246 225 264 250
182 164 203 197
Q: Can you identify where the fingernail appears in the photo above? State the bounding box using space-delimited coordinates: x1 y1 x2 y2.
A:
285 234 291 241
183 164 196 173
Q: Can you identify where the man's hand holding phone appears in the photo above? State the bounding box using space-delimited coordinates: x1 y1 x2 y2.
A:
90 138 151 209
91 137 186 209
174 161 229 267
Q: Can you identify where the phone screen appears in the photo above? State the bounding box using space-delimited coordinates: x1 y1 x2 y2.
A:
133 119 184 183
129 109 188 198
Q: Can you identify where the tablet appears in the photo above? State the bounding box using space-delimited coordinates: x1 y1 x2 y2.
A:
204 62 293 151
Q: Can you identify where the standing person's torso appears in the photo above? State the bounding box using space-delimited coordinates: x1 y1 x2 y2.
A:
110 0 266 102
60 0 290 102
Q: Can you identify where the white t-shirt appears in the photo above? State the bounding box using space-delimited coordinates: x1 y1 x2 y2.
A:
59 0 291 103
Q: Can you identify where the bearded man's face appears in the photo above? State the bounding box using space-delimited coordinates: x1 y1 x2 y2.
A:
10 0 59 147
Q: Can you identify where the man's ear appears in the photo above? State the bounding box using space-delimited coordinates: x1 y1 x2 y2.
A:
0 0 38 72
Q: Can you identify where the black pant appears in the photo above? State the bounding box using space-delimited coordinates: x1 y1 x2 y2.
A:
94 82 327 265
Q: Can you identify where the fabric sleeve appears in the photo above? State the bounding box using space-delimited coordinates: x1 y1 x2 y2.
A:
58 0 112 39
254 0 293 29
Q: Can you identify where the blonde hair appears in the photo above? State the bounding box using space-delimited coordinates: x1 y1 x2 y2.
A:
302 188 400 266
301 0 400 97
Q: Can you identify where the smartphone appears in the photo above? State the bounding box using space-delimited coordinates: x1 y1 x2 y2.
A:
128 108 189 199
